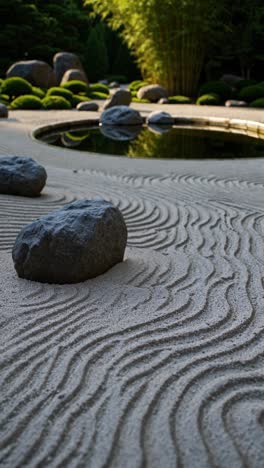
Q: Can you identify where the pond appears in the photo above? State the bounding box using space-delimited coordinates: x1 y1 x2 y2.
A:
37 125 264 159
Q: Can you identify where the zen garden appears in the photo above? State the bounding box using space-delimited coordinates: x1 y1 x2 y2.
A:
0 1 264 467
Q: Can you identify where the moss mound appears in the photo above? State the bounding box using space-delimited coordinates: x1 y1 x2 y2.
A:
196 93 220 105
239 85 264 103
1 77 32 98
47 87 73 103
71 95 91 107
199 81 232 101
32 87 46 99
235 79 258 91
61 80 89 94
129 80 149 92
87 91 108 100
89 83 109 95
42 96 72 110
11 95 43 109
132 97 151 103
168 96 191 104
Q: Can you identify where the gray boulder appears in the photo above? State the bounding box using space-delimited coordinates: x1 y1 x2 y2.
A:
6 60 56 88
137 84 168 102
100 106 143 126
147 111 174 125
103 89 132 110
12 199 127 284
225 100 248 107
53 52 85 84
0 104 8 118
77 101 99 111
60 68 89 85
0 156 47 197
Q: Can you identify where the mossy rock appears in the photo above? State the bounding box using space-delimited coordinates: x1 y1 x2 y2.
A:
1 77 32 98
199 81 233 101
239 85 264 103
196 93 220 105
87 91 108 100
11 95 43 110
61 80 89 94
249 98 264 108
168 96 192 104
47 87 73 103
42 96 72 110
89 83 109 95
32 87 46 99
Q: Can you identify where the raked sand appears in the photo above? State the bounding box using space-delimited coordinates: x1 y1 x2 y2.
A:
1 105 264 467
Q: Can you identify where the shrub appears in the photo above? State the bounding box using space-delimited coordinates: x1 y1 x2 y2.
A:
249 98 264 108
196 93 220 105
168 95 191 104
87 91 108 100
235 79 258 91
106 75 128 84
47 87 73 103
198 81 233 101
132 97 151 103
11 95 43 110
129 80 149 92
1 77 32 98
239 85 264 102
0 78 3 88
42 96 72 110
32 87 46 99
61 80 89 94
89 83 109 95
71 94 91 107
0 94 9 104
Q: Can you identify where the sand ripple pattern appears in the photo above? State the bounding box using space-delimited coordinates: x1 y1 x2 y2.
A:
1 167 264 467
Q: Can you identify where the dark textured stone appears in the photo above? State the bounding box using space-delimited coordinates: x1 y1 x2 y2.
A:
12 199 127 284
6 60 56 88
103 89 131 110
100 106 143 126
77 102 99 111
0 103 8 118
0 156 47 197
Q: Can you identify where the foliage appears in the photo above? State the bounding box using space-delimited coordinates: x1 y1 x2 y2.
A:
106 75 128 84
199 81 233 101
239 85 264 102
196 94 220 105
132 97 151 103
32 87 46 99
85 23 109 82
0 94 9 104
235 79 258 90
71 94 91 106
62 80 89 94
249 98 264 108
1 77 32 98
42 95 72 109
11 94 43 109
47 87 74 103
129 80 149 92
89 83 109 94
87 91 108 100
168 96 192 104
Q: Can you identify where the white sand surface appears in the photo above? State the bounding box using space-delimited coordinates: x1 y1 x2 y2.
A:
1 106 264 467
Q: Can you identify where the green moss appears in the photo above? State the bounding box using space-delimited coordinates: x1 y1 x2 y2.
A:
132 97 151 103
87 91 108 100
129 80 149 92
71 94 91 107
249 98 264 108
47 87 73 103
42 96 72 110
11 94 43 109
1 77 32 98
235 79 258 91
89 83 109 95
61 80 89 94
196 93 220 105
32 86 46 99
199 81 232 101
239 85 264 103
168 96 191 104
0 94 9 104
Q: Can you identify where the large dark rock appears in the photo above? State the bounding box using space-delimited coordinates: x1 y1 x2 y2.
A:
53 52 85 84
60 68 89 85
100 106 143 126
0 104 8 118
103 89 132 110
12 199 127 284
137 84 168 102
77 101 99 111
6 60 56 88
0 156 47 197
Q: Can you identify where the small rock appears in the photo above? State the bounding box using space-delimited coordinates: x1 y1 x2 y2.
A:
137 84 168 102
60 68 89 85
103 89 132 110
77 102 99 111
158 98 169 104
6 60 56 88
221 74 243 85
109 81 120 89
147 111 174 125
0 104 8 118
100 125 141 141
12 199 127 284
0 156 47 197
225 100 248 107
100 106 143 126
